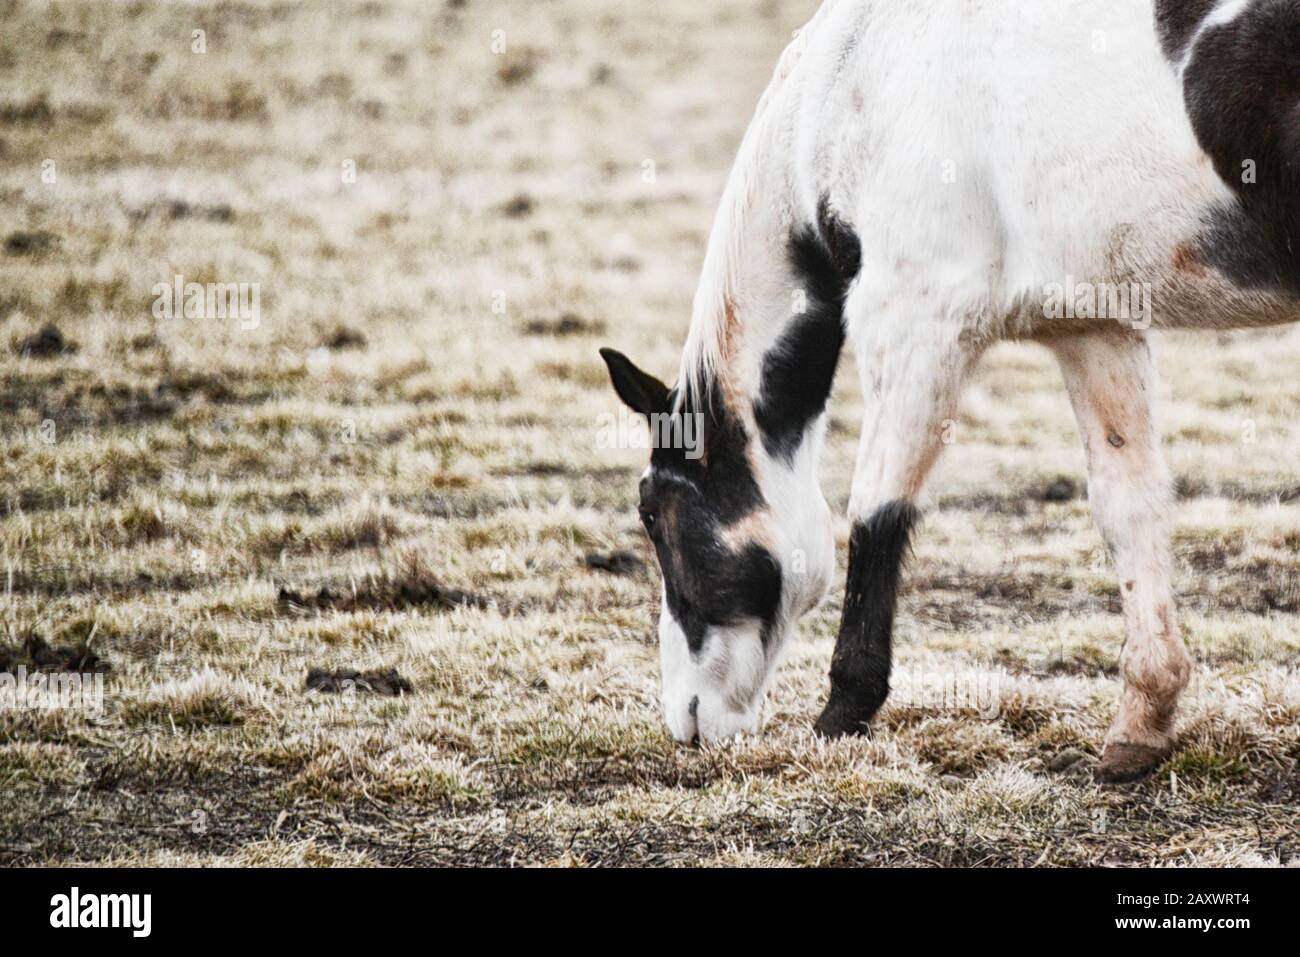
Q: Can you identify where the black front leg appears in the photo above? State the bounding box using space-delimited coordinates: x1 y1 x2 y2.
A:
814 501 919 737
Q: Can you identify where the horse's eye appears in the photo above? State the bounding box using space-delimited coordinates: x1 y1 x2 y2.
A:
639 508 656 531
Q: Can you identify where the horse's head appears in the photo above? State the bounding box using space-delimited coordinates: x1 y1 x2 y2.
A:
600 347 835 745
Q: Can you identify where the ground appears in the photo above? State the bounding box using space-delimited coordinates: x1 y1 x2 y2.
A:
1 0 1297 867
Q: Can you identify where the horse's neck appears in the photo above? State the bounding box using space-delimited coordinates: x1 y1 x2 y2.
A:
686 194 845 493
683 138 803 417
679 11 822 410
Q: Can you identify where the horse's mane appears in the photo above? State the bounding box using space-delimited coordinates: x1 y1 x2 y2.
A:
675 9 828 409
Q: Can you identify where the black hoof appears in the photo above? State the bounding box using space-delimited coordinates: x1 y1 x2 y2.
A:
813 691 881 739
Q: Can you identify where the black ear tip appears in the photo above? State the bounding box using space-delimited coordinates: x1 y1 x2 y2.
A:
598 347 670 417
599 348 635 379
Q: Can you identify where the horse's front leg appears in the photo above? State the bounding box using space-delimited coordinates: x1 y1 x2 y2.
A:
815 314 984 737
1046 330 1192 783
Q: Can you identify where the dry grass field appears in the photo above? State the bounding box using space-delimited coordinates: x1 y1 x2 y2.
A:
1 0 1297 867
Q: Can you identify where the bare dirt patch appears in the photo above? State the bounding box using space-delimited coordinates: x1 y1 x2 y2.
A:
305 667 413 696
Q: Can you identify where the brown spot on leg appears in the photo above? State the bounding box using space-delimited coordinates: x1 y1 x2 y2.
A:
1095 741 1170 785
1156 603 1174 638
1172 241 1208 277
1107 430 1126 448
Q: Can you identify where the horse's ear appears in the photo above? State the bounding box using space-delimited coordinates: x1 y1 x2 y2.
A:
599 347 671 418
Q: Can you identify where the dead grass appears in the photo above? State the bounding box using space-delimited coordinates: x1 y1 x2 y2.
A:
0 0 1296 867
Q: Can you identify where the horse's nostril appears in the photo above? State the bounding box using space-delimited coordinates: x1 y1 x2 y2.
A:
688 695 699 718
689 732 701 748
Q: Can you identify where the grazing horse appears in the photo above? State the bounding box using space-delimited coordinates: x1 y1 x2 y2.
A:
600 0 1300 783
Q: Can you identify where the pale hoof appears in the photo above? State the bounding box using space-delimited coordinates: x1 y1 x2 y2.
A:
1094 742 1169 785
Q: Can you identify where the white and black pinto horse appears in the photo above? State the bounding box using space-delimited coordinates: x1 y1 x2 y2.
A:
600 0 1300 782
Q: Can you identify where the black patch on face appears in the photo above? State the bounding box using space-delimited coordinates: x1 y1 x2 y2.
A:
655 531 782 655
1154 0 1218 60
813 501 918 738
1182 1 1300 295
753 197 861 463
641 383 782 654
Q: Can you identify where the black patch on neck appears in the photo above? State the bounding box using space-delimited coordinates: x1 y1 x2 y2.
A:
643 382 781 654
753 197 861 464
1183 1 1300 295
1154 0 1218 61
813 501 918 737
